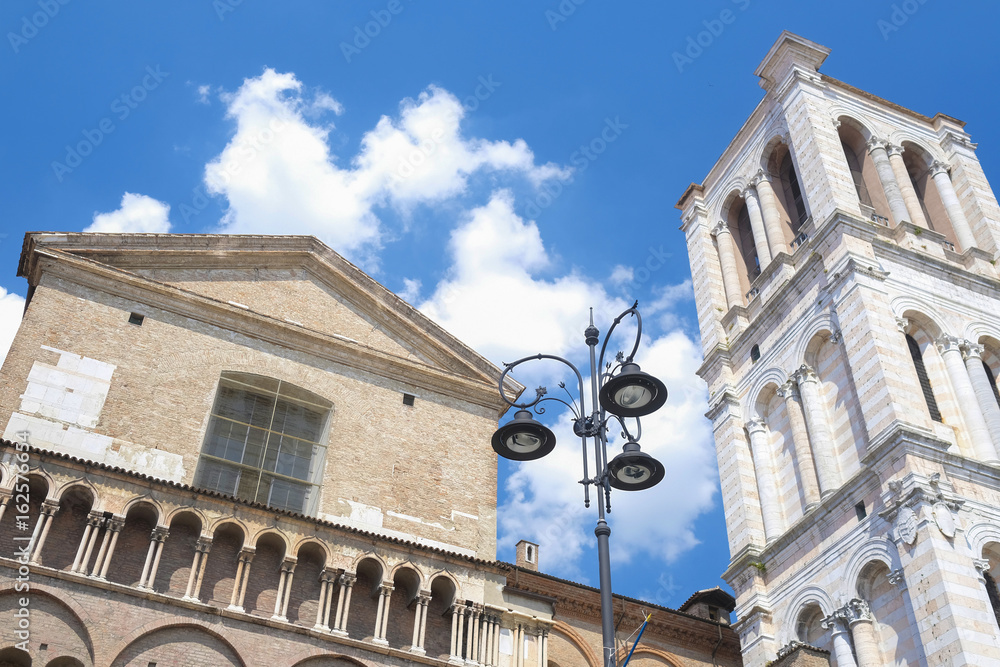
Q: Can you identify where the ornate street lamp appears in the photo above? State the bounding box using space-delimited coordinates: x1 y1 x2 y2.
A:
492 303 667 667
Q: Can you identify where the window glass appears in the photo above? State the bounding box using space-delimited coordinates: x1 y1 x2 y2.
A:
194 372 331 514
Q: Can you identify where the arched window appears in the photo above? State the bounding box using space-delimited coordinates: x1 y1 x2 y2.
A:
737 204 760 281
906 335 942 422
193 372 332 514
842 140 873 208
779 152 808 230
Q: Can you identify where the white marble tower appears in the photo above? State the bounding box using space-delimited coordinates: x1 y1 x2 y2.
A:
677 32 1000 667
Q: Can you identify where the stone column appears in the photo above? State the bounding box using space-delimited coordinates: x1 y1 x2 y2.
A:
0 495 9 527
847 599 881 667
867 138 911 226
320 570 339 630
411 591 431 653
777 380 822 510
373 582 393 644
929 160 977 251
962 342 1000 461
140 527 168 590
937 335 996 461
541 628 549 667
746 419 783 542
333 573 355 636
314 570 333 629
468 604 481 664
743 186 773 267
186 538 211 601
711 222 744 310
451 602 466 663
821 610 859 667
96 516 125 579
229 549 254 611
887 145 929 228
70 512 104 571
795 364 839 496
30 502 58 564
272 559 296 620
753 173 787 257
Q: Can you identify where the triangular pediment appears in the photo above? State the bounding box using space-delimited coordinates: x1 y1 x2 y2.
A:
18 233 521 412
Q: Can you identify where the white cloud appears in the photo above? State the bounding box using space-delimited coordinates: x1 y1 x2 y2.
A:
205 69 570 267
398 278 422 304
85 193 172 233
609 264 634 287
416 192 716 577
0 288 26 369
197 84 211 105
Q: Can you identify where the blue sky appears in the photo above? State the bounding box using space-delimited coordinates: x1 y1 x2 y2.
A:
2 1 999 608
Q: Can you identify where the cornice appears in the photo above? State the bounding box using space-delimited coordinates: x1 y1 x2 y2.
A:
33 248 511 414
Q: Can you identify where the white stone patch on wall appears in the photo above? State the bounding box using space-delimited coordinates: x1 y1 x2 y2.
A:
3 346 185 482
499 628 513 655
19 346 115 428
3 413 185 482
323 501 477 557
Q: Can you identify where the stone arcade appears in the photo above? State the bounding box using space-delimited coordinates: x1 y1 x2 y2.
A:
677 32 1000 667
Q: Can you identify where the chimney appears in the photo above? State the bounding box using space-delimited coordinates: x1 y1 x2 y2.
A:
515 540 539 572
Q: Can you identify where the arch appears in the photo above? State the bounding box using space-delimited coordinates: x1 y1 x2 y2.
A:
291 537 331 564
892 300 947 340
721 189 761 288
206 514 250 536
107 621 246 667
0 475 48 560
51 480 98 509
900 140 956 243
386 564 422 649
41 484 95 571
200 521 247 607
345 557 386 641
966 521 1000 559
744 368 789 422
834 114 876 141
287 651 371 667
612 645 683 667
154 510 203 596
779 585 835 646
757 130 792 173
0 587 94 665
388 561 424 588
163 505 208 528
424 573 460 660
549 622 600 667
966 322 1000 346
45 657 85 667
764 140 810 236
349 552 388 580
106 501 160 587
249 527 291 554
837 117 888 222
286 540 327 626
843 537 901 599
120 495 163 526
717 182 750 220
244 531 286 618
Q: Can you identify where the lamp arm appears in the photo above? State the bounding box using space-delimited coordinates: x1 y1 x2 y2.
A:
534 396 580 420
596 303 643 381
498 353 592 508
608 414 641 442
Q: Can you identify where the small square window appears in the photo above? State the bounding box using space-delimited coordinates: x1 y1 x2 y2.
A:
750 344 761 363
128 312 144 326
39 644 48 651
855 501 867 521
403 393 415 406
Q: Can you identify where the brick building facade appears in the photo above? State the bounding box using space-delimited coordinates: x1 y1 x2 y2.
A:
676 32 1000 666
0 233 740 666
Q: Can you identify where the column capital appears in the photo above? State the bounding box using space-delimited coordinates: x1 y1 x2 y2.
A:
749 169 772 187
417 591 432 605
742 184 759 200
934 334 964 354
846 598 873 624
379 582 395 595
319 568 338 584
339 572 357 587
886 143 903 157
711 220 731 237
107 516 126 532
238 548 255 563
960 340 985 360
973 558 991 574
195 537 213 553
887 568 905 587
86 510 105 526
151 526 169 542
866 137 889 154
777 379 799 399
828 330 842 344
821 608 849 632
793 364 819 384
929 159 951 177
40 501 60 517
745 417 768 435
896 316 910 333
280 558 297 573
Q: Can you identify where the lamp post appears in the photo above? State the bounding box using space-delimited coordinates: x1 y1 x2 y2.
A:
492 304 668 667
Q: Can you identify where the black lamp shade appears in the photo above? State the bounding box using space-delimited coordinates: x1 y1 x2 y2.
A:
599 362 668 417
607 442 665 491
491 410 556 461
